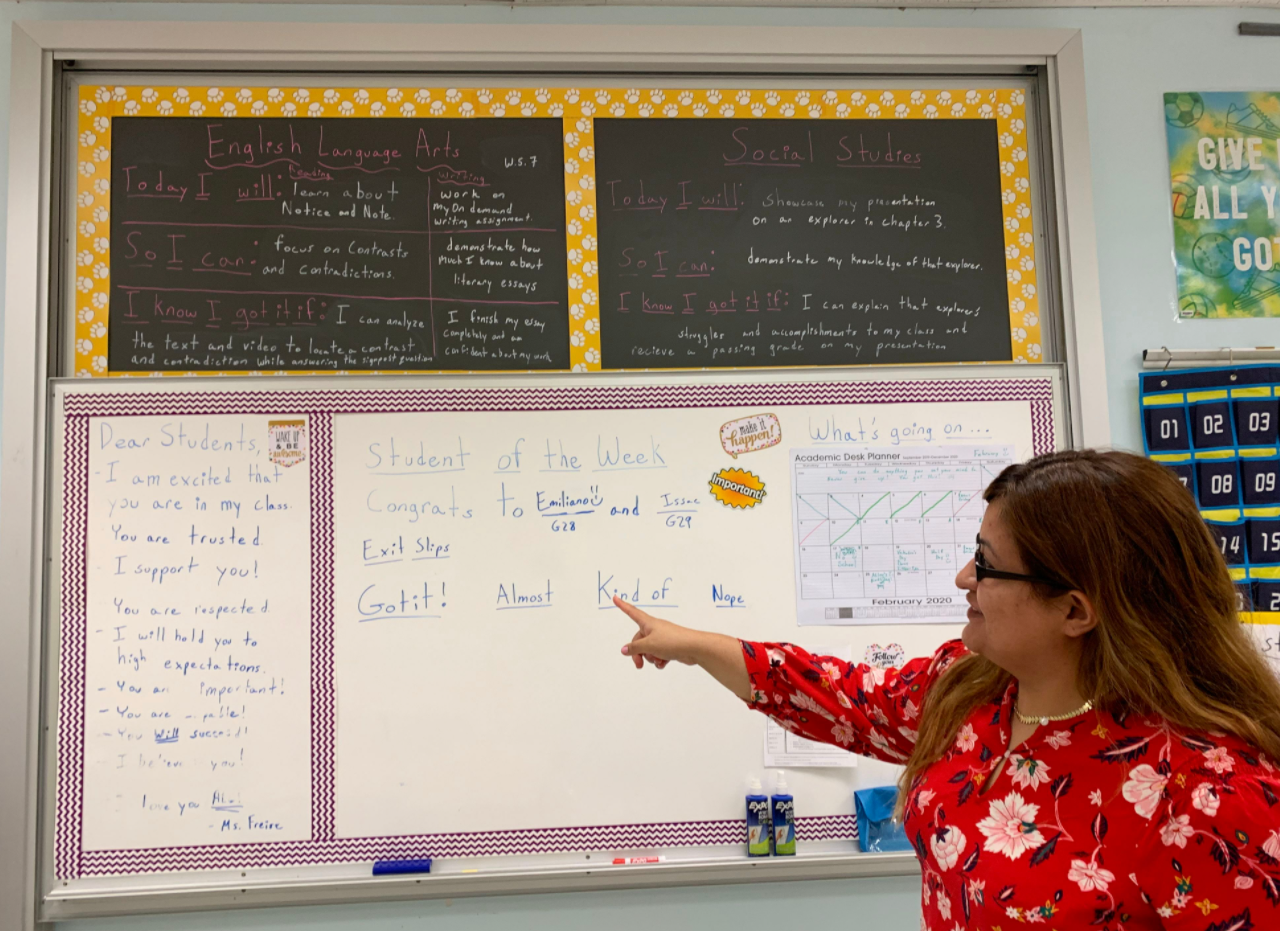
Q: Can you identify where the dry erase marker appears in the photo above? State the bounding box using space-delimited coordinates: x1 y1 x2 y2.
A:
372 858 432 875
612 856 666 865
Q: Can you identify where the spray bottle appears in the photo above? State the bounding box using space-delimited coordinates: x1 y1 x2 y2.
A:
771 771 796 856
746 776 771 857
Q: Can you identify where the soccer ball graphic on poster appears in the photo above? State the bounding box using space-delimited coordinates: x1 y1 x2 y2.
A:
1164 92 1205 129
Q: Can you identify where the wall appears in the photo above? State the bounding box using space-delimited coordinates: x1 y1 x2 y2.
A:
56 877 927 931
1 2 1278 928
3 3 1279 452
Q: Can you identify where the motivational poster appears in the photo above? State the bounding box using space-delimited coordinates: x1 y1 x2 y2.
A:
1166 91 1280 318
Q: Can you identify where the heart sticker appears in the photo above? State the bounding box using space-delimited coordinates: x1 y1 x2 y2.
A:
864 642 906 669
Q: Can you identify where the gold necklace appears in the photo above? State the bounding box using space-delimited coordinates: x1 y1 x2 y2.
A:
1014 699 1093 727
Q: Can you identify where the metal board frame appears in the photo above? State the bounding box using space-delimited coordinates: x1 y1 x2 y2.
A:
0 19 1105 930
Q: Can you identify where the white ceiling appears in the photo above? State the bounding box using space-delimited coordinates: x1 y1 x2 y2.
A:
47 0 1280 8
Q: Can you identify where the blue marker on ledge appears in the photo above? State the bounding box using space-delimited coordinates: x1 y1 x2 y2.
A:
373 858 432 876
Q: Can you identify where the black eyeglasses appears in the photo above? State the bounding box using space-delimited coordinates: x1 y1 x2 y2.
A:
973 535 1067 588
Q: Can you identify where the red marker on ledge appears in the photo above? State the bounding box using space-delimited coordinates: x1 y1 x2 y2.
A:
612 856 666 865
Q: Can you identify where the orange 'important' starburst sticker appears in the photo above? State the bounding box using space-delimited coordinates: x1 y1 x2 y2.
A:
709 468 767 509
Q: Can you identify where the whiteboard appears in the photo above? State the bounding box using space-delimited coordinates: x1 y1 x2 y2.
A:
43 366 1066 909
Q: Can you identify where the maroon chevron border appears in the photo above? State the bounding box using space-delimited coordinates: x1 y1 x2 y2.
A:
61 379 1056 455
309 414 336 842
57 377 1053 877
55 416 91 880
77 814 859 875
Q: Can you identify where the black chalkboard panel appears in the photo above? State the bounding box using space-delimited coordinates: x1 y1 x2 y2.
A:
593 119 1011 368
109 118 568 371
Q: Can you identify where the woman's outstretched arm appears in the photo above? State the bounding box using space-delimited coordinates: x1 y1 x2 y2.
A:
614 596 751 700
614 595 969 764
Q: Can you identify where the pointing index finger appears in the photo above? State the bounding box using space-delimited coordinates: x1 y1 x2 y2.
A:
612 595 649 626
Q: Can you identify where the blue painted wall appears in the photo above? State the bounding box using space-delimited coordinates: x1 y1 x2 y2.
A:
1 2 1277 927
3 3 1279 452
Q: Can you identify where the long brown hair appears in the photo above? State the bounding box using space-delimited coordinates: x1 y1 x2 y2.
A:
898 449 1280 816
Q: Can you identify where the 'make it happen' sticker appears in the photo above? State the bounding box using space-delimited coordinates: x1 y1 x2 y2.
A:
720 413 781 458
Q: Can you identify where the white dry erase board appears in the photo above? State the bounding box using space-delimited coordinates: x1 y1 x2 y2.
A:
40 366 1066 912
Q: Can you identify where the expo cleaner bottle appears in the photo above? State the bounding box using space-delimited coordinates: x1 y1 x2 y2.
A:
746 776 771 857
771 771 796 856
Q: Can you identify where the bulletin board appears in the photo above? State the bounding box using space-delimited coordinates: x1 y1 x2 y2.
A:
69 81 1046 377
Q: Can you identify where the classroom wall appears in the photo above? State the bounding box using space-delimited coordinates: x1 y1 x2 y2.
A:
1 2 1277 928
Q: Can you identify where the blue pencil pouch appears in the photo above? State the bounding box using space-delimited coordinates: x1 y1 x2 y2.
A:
854 786 912 853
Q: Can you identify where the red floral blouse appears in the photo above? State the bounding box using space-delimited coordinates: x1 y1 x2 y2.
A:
741 638 1280 931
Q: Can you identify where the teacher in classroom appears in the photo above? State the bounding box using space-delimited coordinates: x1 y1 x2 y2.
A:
614 450 1280 930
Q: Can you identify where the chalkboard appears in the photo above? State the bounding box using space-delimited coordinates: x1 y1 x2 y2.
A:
108 118 569 371
593 119 1011 368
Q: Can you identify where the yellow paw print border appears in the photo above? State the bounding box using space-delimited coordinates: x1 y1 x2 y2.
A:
73 84 1040 377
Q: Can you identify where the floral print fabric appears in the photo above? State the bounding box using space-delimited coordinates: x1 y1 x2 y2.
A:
741 639 1280 930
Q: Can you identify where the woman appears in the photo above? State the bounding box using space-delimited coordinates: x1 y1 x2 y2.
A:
615 450 1280 930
